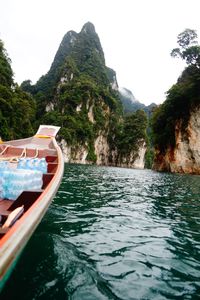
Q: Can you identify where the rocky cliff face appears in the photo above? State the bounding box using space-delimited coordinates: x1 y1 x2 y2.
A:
61 136 146 168
153 106 200 174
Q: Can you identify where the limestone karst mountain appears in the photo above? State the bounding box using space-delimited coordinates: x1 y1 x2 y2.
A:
21 22 147 168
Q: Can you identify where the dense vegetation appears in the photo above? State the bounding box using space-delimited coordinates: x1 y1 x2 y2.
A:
0 40 36 141
111 110 147 162
151 29 200 152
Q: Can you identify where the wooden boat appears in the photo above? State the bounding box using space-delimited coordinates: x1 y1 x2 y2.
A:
0 125 64 291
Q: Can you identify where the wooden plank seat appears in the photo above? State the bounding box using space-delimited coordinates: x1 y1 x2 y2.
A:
0 206 24 235
46 155 58 163
0 200 13 217
47 163 58 173
0 191 43 216
8 191 43 212
42 173 54 189
0 190 43 235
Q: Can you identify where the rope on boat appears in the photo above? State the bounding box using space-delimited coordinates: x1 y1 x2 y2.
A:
0 145 10 156
0 147 39 163
6 147 26 163
32 148 39 158
20 147 27 158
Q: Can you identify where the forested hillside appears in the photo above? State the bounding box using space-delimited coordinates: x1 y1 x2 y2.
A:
0 40 36 140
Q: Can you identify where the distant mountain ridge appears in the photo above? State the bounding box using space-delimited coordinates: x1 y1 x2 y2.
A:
119 87 157 116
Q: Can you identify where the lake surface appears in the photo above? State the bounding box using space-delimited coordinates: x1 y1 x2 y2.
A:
1 164 200 299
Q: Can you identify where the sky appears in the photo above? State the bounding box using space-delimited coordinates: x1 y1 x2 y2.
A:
1 0 200 105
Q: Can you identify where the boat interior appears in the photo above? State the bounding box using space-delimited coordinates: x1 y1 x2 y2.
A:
0 137 59 239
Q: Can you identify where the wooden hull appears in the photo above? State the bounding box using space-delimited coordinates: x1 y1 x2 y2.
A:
0 132 64 291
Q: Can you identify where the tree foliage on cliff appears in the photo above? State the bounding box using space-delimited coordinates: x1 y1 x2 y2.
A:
171 29 200 67
151 29 200 152
108 109 147 162
0 40 36 140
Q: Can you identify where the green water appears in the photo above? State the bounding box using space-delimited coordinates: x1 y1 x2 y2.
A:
1 164 200 299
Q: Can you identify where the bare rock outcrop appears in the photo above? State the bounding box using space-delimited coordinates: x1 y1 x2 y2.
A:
153 107 200 174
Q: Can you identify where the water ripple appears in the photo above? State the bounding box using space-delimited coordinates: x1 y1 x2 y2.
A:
1 165 200 299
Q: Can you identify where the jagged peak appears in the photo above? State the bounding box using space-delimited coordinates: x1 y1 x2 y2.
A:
66 30 77 37
81 22 96 35
62 30 78 44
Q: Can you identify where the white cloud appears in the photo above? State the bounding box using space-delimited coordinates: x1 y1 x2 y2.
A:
0 0 200 105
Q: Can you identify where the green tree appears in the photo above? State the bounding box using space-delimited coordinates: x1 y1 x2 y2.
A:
0 39 36 140
171 29 200 67
0 40 13 87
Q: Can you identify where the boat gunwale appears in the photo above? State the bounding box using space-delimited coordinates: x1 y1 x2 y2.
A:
0 137 64 281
